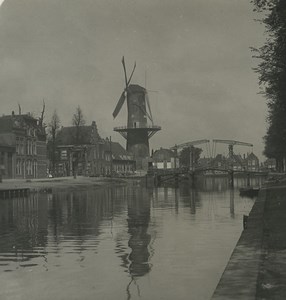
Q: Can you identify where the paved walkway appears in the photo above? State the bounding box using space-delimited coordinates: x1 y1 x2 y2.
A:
212 182 286 299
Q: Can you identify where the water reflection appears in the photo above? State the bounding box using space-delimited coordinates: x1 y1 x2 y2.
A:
195 175 264 192
0 177 265 300
0 194 48 270
127 189 152 278
230 188 234 217
113 188 153 299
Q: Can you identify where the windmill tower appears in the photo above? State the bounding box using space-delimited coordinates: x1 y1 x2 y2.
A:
113 57 161 170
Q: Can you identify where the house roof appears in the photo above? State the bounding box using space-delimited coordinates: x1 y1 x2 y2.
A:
232 154 243 164
110 141 134 161
56 122 101 145
0 133 16 148
246 152 259 160
0 116 13 132
152 148 175 161
213 154 227 162
0 114 40 135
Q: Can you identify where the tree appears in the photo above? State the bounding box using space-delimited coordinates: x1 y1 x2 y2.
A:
72 105 85 127
47 110 61 176
72 105 86 145
179 147 202 169
252 0 286 171
71 106 86 178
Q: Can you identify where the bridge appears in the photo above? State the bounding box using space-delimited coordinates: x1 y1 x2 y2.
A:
149 138 268 187
149 166 268 187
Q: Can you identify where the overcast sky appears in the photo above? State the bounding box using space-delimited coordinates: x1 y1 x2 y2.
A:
0 0 267 159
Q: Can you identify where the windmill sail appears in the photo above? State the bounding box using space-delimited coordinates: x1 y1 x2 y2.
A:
145 93 153 123
113 58 136 119
112 91 126 119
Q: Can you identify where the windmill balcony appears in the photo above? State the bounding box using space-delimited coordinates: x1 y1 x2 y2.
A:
114 125 161 140
114 125 161 131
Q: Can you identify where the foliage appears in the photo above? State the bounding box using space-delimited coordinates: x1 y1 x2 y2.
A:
72 105 86 145
179 147 202 168
47 110 61 175
72 105 86 127
252 0 286 170
48 109 61 140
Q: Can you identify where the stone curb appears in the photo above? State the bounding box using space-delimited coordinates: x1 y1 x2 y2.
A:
211 188 267 299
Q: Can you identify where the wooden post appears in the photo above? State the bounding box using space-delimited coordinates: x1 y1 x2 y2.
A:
230 187 234 216
174 173 179 188
229 170 234 188
157 175 161 187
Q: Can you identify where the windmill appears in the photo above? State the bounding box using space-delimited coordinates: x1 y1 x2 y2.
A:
113 57 161 170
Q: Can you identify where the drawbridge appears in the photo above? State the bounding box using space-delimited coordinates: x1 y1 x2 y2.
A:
150 139 268 186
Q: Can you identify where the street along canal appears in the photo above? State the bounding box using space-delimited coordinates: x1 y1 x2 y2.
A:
0 177 263 300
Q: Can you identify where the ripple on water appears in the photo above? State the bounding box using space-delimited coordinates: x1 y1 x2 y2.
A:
0 178 264 300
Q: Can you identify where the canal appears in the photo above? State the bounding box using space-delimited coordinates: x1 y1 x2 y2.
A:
0 177 263 300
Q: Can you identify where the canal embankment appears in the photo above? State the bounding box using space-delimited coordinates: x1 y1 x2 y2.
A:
212 178 286 299
0 175 135 194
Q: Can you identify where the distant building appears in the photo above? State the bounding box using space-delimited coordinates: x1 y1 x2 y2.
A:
110 141 135 175
0 112 47 179
197 157 211 169
54 121 135 177
55 121 104 176
244 152 259 171
0 133 16 179
152 148 179 169
232 154 244 171
263 158 276 171
211 154 228 169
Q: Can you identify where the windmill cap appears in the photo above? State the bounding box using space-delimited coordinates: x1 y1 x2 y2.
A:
127 84 146 93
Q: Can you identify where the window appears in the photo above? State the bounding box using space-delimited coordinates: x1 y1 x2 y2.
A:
16 159 21 175
33 160 37 178
61 150 67 160
26 160 31 175
27 140 30 155
16 138 19 154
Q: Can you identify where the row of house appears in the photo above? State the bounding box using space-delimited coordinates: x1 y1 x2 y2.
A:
0 112 277 179
0 112 47 179
208 153 260 171
151 147 263 172
0 112 135 179
53 121 135 177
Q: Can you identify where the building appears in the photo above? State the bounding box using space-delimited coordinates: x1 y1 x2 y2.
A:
232 154 244 171
113 83 161 171
54 122 135 177
211 154 228 169
244 152 259 171
110 141 135 175
55 121 105 176
0 112 47 179
0 133 16 179
152 148 179 169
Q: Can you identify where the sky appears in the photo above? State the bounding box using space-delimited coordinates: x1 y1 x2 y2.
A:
0 0 267 160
